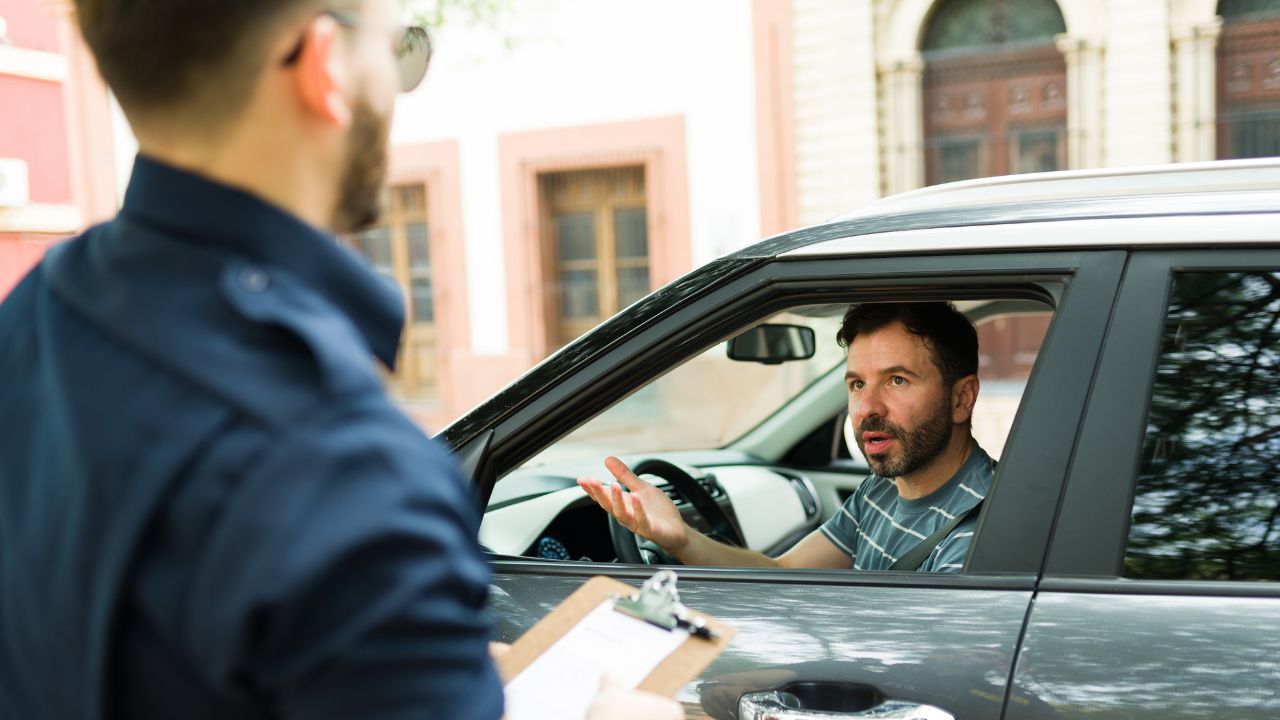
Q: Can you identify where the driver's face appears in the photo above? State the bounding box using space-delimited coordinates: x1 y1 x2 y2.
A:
845 321 954 478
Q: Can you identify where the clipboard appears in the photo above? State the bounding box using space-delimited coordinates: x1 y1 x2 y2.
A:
497 570 735 697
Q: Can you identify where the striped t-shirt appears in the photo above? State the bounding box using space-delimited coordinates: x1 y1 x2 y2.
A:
819 443 995 573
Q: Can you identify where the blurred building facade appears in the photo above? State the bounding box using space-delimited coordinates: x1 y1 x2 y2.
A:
372 0 767 427
378 0 1277 428
787 0 1280 224
0 0 115 296
779 0 1278 431
1 0 1275 429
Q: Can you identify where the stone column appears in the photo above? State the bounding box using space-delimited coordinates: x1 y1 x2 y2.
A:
879 55 924 194
1056 34 1106 169
1172 17 1222 162
1103 2 1174 166
789 0 881 224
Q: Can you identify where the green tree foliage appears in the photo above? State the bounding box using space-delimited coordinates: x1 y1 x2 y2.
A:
1127 271 1280 581
401 0 512 29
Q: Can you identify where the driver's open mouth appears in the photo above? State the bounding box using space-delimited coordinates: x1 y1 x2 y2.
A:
862 432 895 454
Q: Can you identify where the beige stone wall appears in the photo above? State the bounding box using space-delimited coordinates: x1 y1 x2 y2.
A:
791 0 884 225
1103 2 1175 166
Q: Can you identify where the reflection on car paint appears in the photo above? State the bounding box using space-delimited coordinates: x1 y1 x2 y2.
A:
490 572 1031 720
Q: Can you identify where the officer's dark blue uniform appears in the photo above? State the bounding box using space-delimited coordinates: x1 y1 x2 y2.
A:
0 156 503 720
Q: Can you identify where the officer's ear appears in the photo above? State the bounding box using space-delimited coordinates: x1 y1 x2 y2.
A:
287 14 354 129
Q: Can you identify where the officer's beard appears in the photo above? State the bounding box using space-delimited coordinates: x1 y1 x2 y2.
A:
331 96 390 234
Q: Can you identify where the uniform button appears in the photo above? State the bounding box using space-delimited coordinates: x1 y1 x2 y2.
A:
239 266 270 292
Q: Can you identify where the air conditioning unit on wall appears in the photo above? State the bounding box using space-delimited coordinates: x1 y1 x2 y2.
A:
0 158 31 208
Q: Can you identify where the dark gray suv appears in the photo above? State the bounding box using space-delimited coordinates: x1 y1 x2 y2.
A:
442 159 1280 720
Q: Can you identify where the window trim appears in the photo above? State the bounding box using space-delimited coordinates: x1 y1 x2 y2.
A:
488 557 1041 591
1045 248 1280 581
498 116 692 363
1039 576 1280 598
384 140 469 423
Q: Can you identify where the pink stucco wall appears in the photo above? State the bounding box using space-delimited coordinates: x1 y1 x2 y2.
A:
0 75 74 204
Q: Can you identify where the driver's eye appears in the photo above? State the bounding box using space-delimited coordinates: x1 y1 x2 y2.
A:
851 380 864 391
891 376 907 386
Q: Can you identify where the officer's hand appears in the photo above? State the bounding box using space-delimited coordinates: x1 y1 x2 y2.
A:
577 457 689 554
585 675 683 720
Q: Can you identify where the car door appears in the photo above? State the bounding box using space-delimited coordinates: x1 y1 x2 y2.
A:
454 247 1127 719
1009 246 1280 719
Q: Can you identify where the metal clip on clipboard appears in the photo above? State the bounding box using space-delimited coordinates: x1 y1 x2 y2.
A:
497 572 735 706
613 570 718 640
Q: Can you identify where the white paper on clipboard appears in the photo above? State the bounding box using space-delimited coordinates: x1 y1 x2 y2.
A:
503 598 690 720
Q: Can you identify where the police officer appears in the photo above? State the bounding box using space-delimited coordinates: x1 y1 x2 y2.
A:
0 1 679 718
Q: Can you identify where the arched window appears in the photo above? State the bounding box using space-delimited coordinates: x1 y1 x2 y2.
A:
1216 0 1280 159
922 0 1068 184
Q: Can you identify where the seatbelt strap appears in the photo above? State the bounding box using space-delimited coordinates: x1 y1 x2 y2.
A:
889 499 984 572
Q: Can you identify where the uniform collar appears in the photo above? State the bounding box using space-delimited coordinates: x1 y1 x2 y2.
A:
119 154 404 368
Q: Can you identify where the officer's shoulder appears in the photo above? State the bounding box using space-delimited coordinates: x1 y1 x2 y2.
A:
216 259 385 404
30 226 388 432
302 393 452 465
267 390 466 504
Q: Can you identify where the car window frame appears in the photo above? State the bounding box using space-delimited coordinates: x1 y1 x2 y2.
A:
1043 247 1280 597
455 247 1128 584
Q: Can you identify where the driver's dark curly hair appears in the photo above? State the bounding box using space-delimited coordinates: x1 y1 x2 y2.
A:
837 302 978 387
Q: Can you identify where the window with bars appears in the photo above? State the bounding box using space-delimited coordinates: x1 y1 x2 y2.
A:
348 183 437 399
539 166 650 349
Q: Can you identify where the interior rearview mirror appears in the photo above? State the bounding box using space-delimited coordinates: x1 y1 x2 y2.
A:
727 324 817 364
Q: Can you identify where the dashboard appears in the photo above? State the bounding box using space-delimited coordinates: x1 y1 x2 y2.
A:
480 456 827 562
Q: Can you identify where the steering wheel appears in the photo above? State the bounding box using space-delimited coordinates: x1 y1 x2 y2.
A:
608 458 747 564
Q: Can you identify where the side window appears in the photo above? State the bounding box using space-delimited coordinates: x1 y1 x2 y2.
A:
484 297 1060 567
972 312 1052 459
1125 271 1280 581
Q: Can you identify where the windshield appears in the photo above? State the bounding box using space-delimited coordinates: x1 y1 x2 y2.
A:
521 309 847 468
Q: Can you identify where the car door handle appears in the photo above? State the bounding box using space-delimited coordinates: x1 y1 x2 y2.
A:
739 690 954 720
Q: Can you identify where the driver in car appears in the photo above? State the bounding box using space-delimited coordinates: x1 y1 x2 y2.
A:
578 302 995 573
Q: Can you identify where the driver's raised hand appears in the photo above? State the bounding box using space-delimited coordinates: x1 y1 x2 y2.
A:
577 457 689 553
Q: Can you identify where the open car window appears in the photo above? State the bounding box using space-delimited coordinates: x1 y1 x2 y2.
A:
482 298 1056 568
520 309 847 469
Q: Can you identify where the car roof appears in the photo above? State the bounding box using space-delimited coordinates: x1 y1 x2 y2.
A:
834 158 1280 220
732 158 1280 260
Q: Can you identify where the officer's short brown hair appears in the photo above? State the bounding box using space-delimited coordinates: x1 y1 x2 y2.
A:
74 0 326 130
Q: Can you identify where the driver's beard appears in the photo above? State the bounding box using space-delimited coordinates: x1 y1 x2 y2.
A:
857 394 953 479
331 96 390 234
